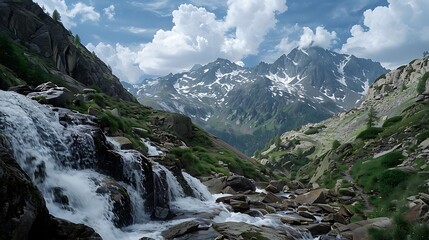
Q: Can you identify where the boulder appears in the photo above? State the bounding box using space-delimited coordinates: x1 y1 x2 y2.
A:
27 86 73 107
405 202 429 222
419 139 429 149
300 223 331 236
269 180 286 192
8 84 33 95
229 199 250 212
262 192 283 203
225 175 256 192
162 113 193 140
294 188 329 205
213 222 295 240
161 220 199 239
331 217 391 240
95 178 133 227
109 136 133 150
265 184 280 193
280 215 315 225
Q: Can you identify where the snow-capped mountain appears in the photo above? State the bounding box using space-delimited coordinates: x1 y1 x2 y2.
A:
126 47 387 154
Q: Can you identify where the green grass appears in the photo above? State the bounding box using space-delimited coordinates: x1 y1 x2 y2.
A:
369 214 429 240
304 127 319 135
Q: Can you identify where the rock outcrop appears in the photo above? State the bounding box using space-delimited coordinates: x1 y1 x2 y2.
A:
0 0 134 101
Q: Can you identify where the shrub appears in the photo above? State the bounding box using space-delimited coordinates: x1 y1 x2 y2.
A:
304 128 319 135
417 72 429 94
356 127 384 140
382 116 403 127
332 140 341 150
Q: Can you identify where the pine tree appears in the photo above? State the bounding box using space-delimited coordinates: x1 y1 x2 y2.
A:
367 106 378 127
52 9 61 22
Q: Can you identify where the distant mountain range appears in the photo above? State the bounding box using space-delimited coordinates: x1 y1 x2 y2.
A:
124 47 387 154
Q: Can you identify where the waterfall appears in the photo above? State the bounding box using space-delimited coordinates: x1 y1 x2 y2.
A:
0 90 316 240
152 162 185 201
0 91 124 239
182 172 213 201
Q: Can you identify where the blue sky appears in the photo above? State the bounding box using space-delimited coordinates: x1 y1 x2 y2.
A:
34 0 429 83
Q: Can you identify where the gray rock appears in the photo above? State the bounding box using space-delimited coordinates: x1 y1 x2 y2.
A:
294 188 328 205
161 220 199 239
419 138 429 149
213 222 295 240
109 136 133 150
262 192 283 203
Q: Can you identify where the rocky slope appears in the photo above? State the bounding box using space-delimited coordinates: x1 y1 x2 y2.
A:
258 55 429 238
129 47 386 154
0 0 133 101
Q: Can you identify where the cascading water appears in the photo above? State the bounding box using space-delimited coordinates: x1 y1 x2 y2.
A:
0 90 315 240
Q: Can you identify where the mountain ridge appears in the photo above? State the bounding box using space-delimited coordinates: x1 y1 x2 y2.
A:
127 46 387 154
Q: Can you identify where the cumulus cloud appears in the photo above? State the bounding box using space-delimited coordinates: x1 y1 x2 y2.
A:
103 5 115 20
134 1 287 75
34 0 100 28
86 42 145 84
341 0 429 68
298 26 337 49
273 26 337 58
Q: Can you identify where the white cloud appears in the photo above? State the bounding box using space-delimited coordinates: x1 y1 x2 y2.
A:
272 26 337 59
86 42 145 84
341 0 429 68
121 27 154 35
103 5 115 20
298 26 337 49
33 0 100 28
134 1 287 75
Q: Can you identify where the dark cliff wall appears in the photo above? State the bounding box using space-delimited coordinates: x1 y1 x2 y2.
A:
0 0 134 102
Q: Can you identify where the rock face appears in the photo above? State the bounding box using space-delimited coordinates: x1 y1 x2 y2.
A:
0 135 101 240
0 0 134 101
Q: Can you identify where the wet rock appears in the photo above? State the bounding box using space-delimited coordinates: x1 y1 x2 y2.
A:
0 135 100 240
8 84 33 95
95 178 133 227
216 195 247 204
48 217 102 240
229 199 250 212
109 136 133 150
281 214 315 225
161 220 200 239
294 188 328 205
222 186 237 194
298 211 317 220
213 222 294 240
265 184 280 193
300 223 331 236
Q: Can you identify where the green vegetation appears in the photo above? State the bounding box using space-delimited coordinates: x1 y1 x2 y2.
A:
417 72 429 94
366 107 379 127
304 127 319 135
382 116 403 127
369 214 429 240
0 33 63 88
352 151 404 194
52 9 61 22
332 140 341 150
356 127 383 140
